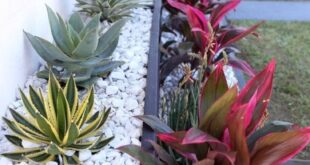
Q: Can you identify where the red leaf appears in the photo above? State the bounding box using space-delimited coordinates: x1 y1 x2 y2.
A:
186 6 209 54
228 56 256 77
182 128 230 151
211 0 240 28
167 0 189 13
207 151 236 165
227 91 258 165
218 21 264 48
232 59 276 135
251 128 310 165
158 131 199 161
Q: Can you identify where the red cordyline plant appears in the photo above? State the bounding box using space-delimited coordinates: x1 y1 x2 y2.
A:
118 60 310 165
162 0 263 79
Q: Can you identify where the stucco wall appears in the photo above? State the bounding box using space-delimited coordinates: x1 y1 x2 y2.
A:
0 0 75 116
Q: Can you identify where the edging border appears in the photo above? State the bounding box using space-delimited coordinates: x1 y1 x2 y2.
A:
142 0 162 153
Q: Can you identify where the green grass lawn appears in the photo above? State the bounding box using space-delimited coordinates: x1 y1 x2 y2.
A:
233 20 310 159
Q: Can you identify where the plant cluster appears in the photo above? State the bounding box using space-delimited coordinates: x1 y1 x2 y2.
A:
118 0 310 164
2 72 112 164
1 1 143 164
161 0 262 82
75 0 149 23
25 6 127 88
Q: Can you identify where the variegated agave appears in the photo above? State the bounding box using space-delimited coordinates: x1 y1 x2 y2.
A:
75 0 149 22
25 5 126 88
1 72 113 164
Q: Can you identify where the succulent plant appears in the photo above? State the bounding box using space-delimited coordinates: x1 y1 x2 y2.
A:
75 0 149 23
25 5 126 87
1 72 113 164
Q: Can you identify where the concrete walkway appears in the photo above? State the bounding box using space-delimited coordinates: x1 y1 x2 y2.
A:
227 1 310 21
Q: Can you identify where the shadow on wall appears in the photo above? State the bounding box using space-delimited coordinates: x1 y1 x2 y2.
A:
0 0 75 116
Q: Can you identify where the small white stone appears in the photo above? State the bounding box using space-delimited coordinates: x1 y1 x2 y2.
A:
64 150 75 156
17 162 28 165
131 138 141 146
79 150 92 162
46 161 58 165
22 140 40 148
0 157 12 165
110 71 125 80
126 98 139 110
112 98 124 108
106 86 119 95
96 79 108 88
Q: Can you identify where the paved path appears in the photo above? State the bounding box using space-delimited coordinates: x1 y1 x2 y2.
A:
227 1 310 21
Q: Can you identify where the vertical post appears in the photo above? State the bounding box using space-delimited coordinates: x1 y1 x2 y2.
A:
142 0 162 152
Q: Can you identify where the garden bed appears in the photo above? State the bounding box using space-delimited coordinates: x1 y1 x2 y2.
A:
0 6 153 165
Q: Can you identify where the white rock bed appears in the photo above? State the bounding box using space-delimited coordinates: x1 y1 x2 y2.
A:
0 8 152 165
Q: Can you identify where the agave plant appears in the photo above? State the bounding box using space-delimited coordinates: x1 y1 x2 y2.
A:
1 72 113 164
119 60 310 165
75 0 149 23
25 5 126 87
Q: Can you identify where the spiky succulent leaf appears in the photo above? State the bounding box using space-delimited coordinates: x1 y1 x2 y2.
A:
3 72 112 163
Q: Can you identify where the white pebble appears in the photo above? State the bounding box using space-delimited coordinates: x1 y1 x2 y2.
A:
96 79 108 88
46 161 58 165
22 140 40 148
0 157 12 165
126 98 139 110
64 150 75 156
106 86 119 95
79 150 92 162
110 71 125 80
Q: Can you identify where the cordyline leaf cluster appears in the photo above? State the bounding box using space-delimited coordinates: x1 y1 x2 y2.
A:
118 0 310 165
1 72 112 164
25 5 126 88
120 60 310 165
161 0 262 82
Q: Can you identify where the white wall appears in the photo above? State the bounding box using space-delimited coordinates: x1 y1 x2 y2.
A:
0 0 75 116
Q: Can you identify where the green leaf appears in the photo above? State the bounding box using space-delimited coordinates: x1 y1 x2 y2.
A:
136 115 174 133
94 19 127 55
199 64 229 120
68 24 81 47
47 143 63 155
46 5 74 54
29 86 47 117
24 32 78 65
118 145 163 165
5 135 23 147
9 108 44 136
35 112 60 144
19 88 37 117
90 136 114 152
63 123 79 146
199 86 238 138
56 89 70 139
79 14 100 39
64 75 78 112
25 150 54 163
92 61 124 76
69 12 84 33
1 148 42 161
72 27 99 59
